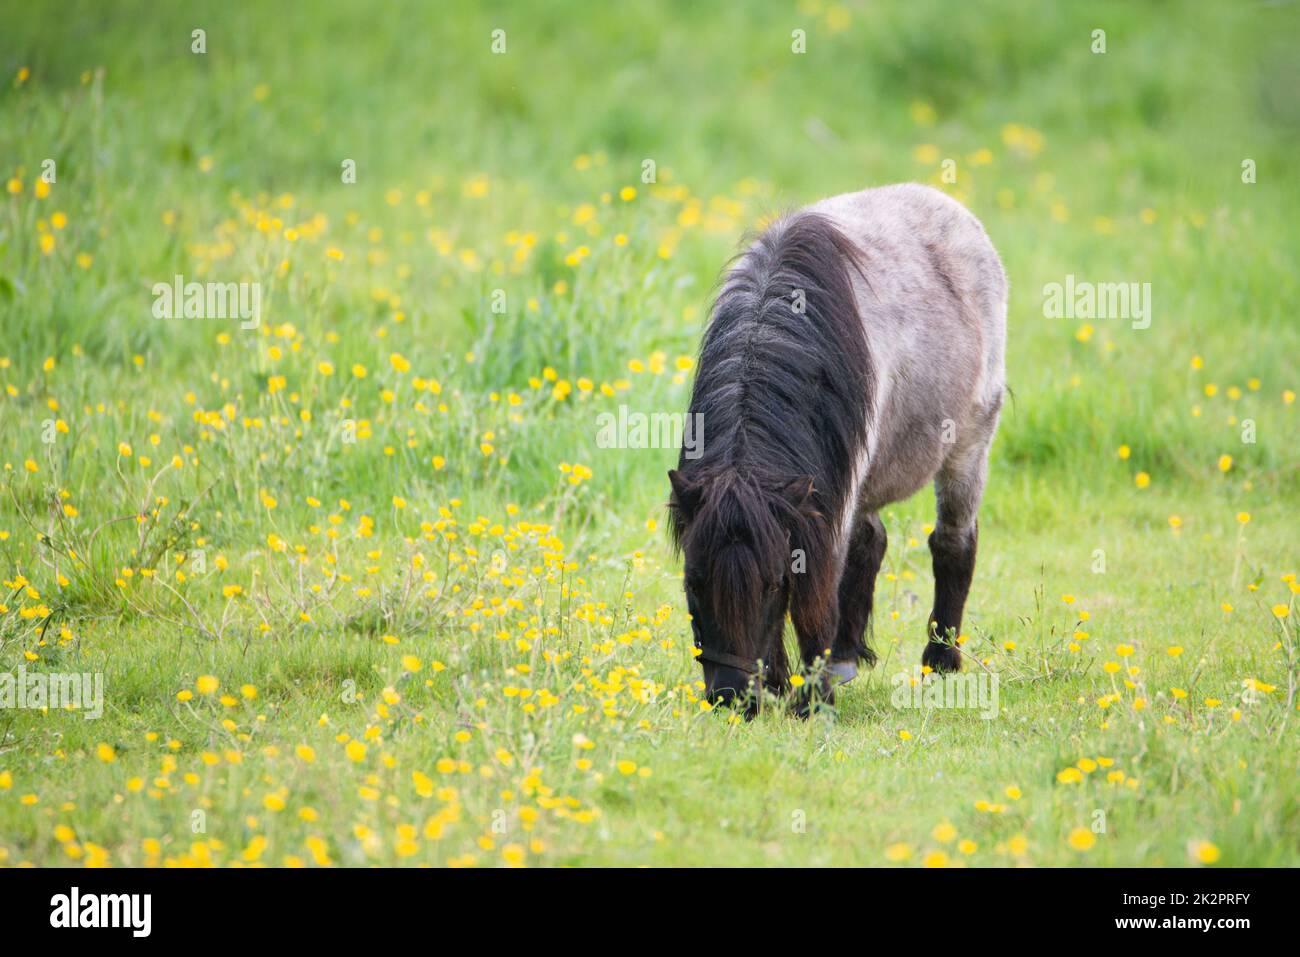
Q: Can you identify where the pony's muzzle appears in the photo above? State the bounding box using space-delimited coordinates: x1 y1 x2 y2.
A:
704 666 760 714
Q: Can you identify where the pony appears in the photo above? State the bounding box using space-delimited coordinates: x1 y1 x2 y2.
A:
668 183 1007 716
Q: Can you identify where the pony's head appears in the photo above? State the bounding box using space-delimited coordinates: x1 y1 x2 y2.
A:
668 467 822 712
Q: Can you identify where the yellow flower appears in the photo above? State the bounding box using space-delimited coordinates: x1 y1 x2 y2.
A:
1067 828 1096 851
1192 841 1221 864
883 842 913 862
502 843 526 866
195 675 219 695
390 352 411 373
1217 454 1233 473
913 144 940 164
616 760 637 775
911 101 936 126
1134 471 1150 489
931 821 957 843
1272 604 1289 619
96 743 116 763
345 740 366 762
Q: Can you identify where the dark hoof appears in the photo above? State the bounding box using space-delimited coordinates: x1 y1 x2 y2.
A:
829 658 858 685
922 641 962 673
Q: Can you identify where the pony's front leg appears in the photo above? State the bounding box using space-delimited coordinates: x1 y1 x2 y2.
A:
832 510 887 682
789 594 840 717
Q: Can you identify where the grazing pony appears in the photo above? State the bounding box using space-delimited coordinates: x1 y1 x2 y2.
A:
669 184 1007 715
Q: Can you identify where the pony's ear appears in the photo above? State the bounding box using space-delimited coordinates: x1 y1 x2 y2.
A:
777 475 816 509
667 469 703 518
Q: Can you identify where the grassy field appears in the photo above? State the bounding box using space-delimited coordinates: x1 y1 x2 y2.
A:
1 0 1297 867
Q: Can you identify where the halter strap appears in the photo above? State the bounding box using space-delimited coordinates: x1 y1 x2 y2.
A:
694 645 763 675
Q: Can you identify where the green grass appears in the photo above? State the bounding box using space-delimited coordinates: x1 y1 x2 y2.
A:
0 0 1296 867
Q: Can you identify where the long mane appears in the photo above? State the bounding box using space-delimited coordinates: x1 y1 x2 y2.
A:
670 211 875 670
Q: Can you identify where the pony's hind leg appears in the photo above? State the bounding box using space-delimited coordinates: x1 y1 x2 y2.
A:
830 510 886 684
922 411 997 673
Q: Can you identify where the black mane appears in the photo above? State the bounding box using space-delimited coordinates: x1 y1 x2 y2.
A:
669 211 874 669
686 211 872 495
